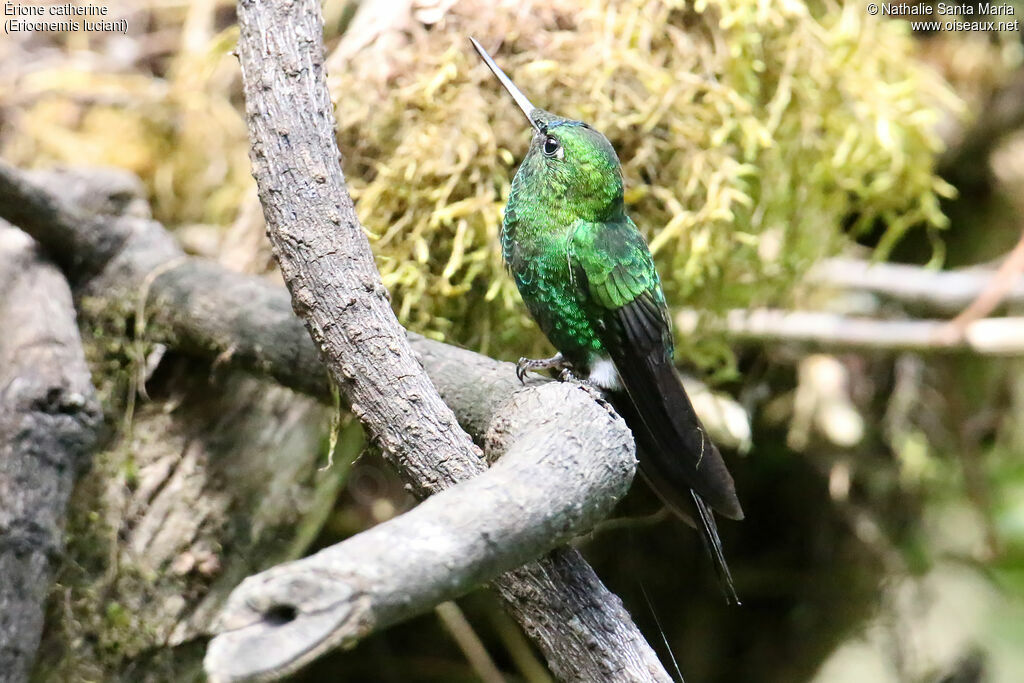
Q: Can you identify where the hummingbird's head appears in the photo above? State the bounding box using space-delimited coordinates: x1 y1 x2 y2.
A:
471 38 624 223
518 114 624 222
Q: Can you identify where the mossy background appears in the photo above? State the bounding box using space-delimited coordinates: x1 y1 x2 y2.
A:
3 0 955 371
330 0 957 370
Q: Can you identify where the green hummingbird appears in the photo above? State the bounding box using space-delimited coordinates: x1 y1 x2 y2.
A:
471 38 744 603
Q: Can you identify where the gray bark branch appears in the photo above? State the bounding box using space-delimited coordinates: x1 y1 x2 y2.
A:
234 0 485 498
0 226 102 683
680 308 1024 355
811 257 1024 315
205 381 638 681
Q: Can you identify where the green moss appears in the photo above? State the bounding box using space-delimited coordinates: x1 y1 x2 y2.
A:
1 1 960 375
104 603 130 630
331 0 958 370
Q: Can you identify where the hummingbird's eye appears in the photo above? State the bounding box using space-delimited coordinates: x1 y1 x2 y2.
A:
542 135 561 158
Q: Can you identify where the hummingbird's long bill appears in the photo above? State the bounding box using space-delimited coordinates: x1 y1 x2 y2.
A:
469 37 540 131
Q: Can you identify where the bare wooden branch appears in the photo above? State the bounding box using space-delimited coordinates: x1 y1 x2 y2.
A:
205 381 638 681
936 230 1024 343
236 0 487 495
0 226 102 683
810 257 1024 315
680 308 1024 355
0 168 341 682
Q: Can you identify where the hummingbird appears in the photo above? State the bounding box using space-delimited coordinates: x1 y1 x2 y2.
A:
471 38 744 603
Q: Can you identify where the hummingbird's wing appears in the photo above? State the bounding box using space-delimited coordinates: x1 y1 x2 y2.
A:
568 217 743 521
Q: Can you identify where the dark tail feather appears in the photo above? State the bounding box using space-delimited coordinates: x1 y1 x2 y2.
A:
690 490 740 606
613 390 742 605
610 348 743 520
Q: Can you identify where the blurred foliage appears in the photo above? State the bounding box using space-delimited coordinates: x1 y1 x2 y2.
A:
0 2 249 226
0 0 959 373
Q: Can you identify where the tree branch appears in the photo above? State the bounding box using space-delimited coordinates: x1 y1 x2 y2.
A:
0 161 674 680
235 0 485 499
0 226 102 682
680 308 1024 355
205 380 637 681
936 230 1024 342
810 257 1024 315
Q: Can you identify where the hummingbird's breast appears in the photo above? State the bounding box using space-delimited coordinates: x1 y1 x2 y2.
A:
501 216 604 364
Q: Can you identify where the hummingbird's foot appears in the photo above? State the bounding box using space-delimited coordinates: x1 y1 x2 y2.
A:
557 367 601 390
516 353 569 384
557 367 580 383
